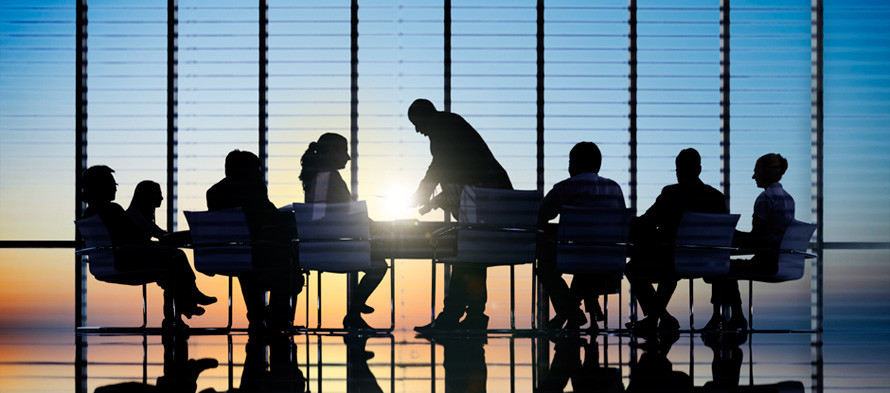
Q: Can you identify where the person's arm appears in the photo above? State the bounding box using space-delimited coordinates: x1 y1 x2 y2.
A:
128 209 167 240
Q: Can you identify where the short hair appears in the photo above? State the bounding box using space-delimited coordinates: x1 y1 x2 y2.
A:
81 165 115 202
569 142 602 174
224 150 260 179
756 153 788 178
408 98 437 123
675 148 702 176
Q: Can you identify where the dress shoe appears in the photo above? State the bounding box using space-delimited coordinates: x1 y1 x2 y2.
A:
457 313 490 330
726 315 748 332
703 315 723 331
658 314 680 332
565 309 588 330
545 314 568 329
194 291 217 306
414 315 460 332
181 305 205 319
343 313 374 330
359 304 375 314
626 316 658 333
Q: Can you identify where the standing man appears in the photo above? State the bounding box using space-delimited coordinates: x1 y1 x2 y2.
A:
625 148 728 333
409 98 513 331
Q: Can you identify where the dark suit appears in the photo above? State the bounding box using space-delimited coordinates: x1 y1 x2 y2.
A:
626 178 728 318
421 110 512 319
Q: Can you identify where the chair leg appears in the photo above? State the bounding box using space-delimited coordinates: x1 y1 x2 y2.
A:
689 279 694 330
748 280 754 331
317 272 322 330
227 276 233 329
510 265 516 330
430 257 437 325
141 284 147 329
390 258 396 331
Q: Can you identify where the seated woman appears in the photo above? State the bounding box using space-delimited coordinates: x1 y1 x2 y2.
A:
707 153 795 331
81 166 216 329
299 133 387 330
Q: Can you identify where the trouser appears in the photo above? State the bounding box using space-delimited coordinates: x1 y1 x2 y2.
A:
625 260 677 318
441 264 488 318
349 258 388 314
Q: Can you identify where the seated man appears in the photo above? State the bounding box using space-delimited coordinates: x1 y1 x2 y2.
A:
625 148 728 333
206 150 299 333
537 142 625 333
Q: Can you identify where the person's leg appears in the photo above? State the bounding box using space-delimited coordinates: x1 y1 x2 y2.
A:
238 275 266 332
538 268 576 328
344 259 387 329
654 278 679 330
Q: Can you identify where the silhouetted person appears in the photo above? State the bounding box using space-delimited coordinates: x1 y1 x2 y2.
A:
539 336 624 393
538 142 625 333
409 98 513 331
94 334 218 393
81 165 214 329
707 153 795 331
206 150 298 333
127 180 197 247
299 133 387 330
343 335 384 393
625 148 728 333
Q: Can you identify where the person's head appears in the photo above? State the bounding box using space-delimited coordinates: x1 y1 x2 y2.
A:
81 165 117 205
224 150 262 181
753 153 788 188
130 180 163 210
675 148 702 183
407 98 437 135
568 142 602 177
299 133 350 191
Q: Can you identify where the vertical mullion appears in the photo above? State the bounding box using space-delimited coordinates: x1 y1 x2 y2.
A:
168 0 178 231
259 0 269 182
536 0 544 194
720 0 730 201
444 0 451 113
350 0 359 198
810 0 824 335
75 0 89 329
628 0 637 215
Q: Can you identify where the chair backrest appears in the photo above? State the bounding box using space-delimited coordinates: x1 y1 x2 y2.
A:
673 212 740 278
184 208 254 276
773 220 817 281
293 201 371 273
451 186 542 265
74 215 117 279
555 207 632 274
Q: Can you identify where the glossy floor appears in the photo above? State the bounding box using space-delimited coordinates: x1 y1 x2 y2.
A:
1 328 888 393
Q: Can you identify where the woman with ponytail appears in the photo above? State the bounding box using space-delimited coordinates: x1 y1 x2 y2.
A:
299 133 387 330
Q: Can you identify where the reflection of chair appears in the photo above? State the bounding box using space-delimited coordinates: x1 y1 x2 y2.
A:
552 207 632 330
431 186 542 330
292 200 394 331
673 212 740 329
75 215 169 331
184 207 262 330
732 220 817 331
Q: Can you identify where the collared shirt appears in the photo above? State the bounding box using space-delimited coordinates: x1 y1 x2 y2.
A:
539 172 626 223
753 182 795 246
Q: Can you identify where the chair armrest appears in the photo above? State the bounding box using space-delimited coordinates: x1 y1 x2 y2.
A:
676 243 739 252
556 240 633 248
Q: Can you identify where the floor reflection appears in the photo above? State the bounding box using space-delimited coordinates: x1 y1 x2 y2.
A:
6 329 834 393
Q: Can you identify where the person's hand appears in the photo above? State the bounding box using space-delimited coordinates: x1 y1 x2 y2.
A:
418 201 433 215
